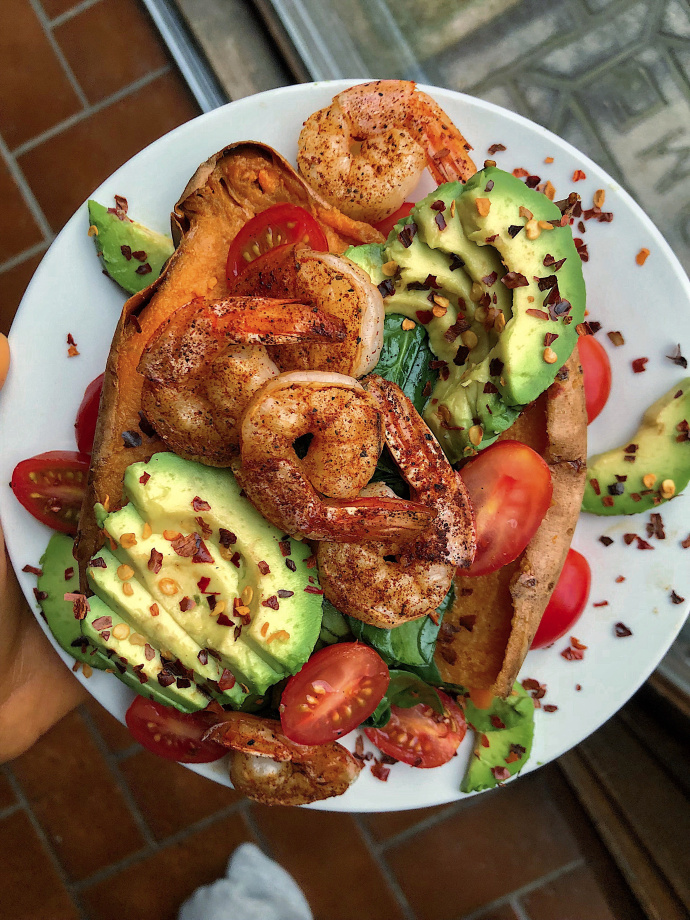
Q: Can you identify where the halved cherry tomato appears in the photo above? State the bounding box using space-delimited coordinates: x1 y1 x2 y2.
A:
74 372 104 454
280 643 389 746
365 690 466 769
459 440 553 577
373 201 415 238
226 203 328 281
578 334 612 424
531 548 591 649
11 450 90 535
125 696 228 763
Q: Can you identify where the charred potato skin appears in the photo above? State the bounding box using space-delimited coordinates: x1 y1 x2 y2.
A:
436 351 587 697
75 143 382 584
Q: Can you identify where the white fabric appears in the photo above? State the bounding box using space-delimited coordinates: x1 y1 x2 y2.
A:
177 842 313 920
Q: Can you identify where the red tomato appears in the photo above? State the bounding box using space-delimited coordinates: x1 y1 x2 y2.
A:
226 203 328 280
125 697 228 763
74 373 104 454
11 451 90 535
280 643 389 745
373 202 415 238
365 690 466 769
578 334 612 423
459 440 553 577
531 548 591 649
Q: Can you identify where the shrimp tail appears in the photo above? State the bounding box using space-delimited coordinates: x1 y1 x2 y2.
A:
365 375 476 568
138 295 347 385
232 457 435 543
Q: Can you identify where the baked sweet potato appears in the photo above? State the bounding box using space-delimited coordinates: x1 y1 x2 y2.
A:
75 142 383 580
435 350 587 697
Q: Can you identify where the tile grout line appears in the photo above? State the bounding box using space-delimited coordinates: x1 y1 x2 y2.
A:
2 763 91 920
70 800 246 893
78 704 159 850
353 814 417 920
454 856 586 920
0 241 49 277
29 0 91 109
375 797 479 854
0 134 55 243
45 0 103 28
10 64 173 160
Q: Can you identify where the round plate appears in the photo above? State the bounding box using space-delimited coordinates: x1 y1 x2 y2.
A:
2 81 689 812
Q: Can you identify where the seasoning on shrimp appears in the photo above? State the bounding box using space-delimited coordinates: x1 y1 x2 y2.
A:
297 80 476 224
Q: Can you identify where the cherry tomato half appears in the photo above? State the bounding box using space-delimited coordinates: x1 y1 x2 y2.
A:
373 201 415 238
75 372 104 455
226 203 329 281
11 450 90 535
531 548 591 649
365 690 466 769
125 696 228 763
578 334 612 424
459 440 553 577
280 643 389 746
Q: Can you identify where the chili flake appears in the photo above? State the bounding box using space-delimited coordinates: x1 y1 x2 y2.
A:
632 357 648 373
635 247 650 266
670 590 685 605
614 622 633 637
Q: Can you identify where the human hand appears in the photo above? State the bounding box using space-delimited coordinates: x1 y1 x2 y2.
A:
0 522 87 763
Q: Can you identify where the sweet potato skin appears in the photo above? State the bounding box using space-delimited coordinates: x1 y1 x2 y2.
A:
75 143 383 581
435 351 587 697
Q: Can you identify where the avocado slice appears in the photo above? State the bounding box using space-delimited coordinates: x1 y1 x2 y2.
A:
81 597 210 713
95 453 322 697
348 169 585 462
36 533 108 669
582 378 690 515
461 682 535 792
87 199 174 295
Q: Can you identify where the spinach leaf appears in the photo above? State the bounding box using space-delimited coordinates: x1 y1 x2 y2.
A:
367 669 443 728
372 313 437 415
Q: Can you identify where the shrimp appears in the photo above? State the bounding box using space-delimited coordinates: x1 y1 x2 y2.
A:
233 371 436 542
231 243 384 377
138 295 346 466
203 711 361 806
297 80 476 223
317 377 476 627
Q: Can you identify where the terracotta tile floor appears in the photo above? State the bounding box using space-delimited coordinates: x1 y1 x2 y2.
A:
0 2 648 918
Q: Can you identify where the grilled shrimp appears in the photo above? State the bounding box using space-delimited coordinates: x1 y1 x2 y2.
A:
297 80 476 223
233 371 436 542
203 712 361 806
231 244 384 377
137 295 346 466
317 377 476 627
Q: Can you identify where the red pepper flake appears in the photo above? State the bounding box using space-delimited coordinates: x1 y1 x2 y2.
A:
666 344 687 369
415 309 434 325
572 169 587 181
371 760 391 782
131 250 148 262
590 478 602 496
681 535 690 549
571 636 587 650
198 648 209 666
63 566 74 580
22 564 43 576
219 529 237 547
482 271 498 286
179 596 195 612
157 670 176 688
512 167 529 178
230 552 241 567
592 601 609 608
277 589 294 598
544 332 559 347
304 585 324 595
575 684 582 691
488 143 506 155
192 496 210 511
195 516 212 537
635 536 654 550
543 704 559 712
561 644 585 660
501 271 529 289
599 535 613 547
278 538 291 557
257 561 270 575
148 548 163 574
135 263 152 276
602 496 615 508
197 576 211 593
304 555 317 568
219 669 236 691
66 333 80 357
670 590 685 605
68 594 90 620
647 512 665 540
139 472 150 485
526 308 550 321
607 330 625 347
615 576 625 583
262 595 280 610
92 615 112 632
120 244 132 260
490 715 506 730
623 533 637 545
614 622 633 638
635 247 650 266
397 222 417 248
285 558 297 572
144 644 155 661
632 357 648 373
434 211 447 231
216 612 233 627
491 766 511 781
505 752 519 764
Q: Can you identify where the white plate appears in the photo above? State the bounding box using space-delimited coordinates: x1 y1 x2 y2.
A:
1 81 689 812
